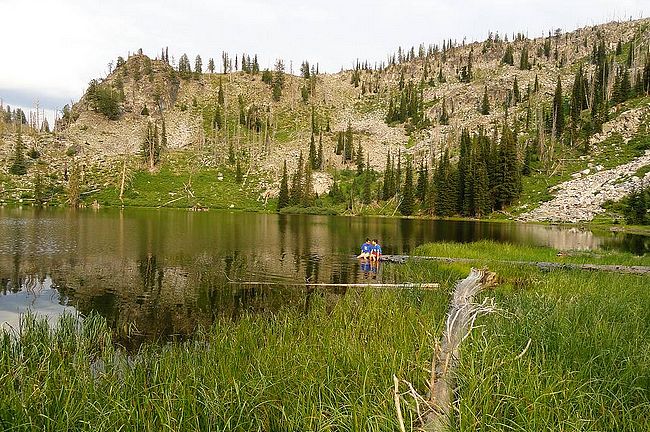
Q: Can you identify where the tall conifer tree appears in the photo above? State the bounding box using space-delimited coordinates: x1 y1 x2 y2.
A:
277 161 289 211
399 158 415 215
494 123 521 209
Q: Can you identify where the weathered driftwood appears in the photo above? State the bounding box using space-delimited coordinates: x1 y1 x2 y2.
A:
229 281 440 289
380 254 650 275
423 268 497 432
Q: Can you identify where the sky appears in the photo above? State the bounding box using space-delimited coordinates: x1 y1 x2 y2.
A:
0 0 646 123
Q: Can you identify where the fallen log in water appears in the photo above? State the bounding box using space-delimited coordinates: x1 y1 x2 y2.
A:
380 255 650 275
228 281 440 289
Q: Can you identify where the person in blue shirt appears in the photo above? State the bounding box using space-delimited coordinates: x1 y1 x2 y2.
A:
370 239 382 261
357 238 373 259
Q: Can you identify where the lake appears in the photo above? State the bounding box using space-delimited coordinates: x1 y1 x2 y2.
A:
1 207 647 340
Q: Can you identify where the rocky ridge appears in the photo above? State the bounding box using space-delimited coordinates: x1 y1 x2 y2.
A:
519 105 650 222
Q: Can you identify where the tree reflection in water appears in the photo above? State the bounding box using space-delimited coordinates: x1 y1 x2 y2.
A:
0 207 647 342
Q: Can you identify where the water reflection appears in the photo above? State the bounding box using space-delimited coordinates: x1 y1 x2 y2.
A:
0 207 647 340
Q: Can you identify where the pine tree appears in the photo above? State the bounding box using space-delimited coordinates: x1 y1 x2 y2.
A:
308 134 317 169
472 154 491 217
626 42 635 68
33 171 44 205
362 160 372 204
591 39 609 131
329 179 345 204
355 141 364 175
439 97 449 125
272 59 285 102
303 160 314 206
218 79 225 105
290 152 304 205
9 128 27 175
310 106 319 134
335 131 344 155
207 58 215 73
457 129 472 213
277 161 289 211
194 55 203 76
396 150 402 194
317 133 323 170
424 167 436 215
494 123 521 209
416 160 428 201
519 45 530 70
624 184 647 225
344 123 353 161
480 86 490 115
399 158 415 215
620 69 632 102
522 143 534 176
235 158 243 183
502 45 514 65
513 77 520 104
552 75 564 139
434 149 455 216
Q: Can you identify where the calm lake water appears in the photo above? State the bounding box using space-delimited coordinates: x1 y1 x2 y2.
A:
1 207 647 340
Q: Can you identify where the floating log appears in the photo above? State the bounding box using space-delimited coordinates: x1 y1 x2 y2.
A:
228 281 440 289
377 255 650 275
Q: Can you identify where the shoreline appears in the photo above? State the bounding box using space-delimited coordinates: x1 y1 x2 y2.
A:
1 201 649 237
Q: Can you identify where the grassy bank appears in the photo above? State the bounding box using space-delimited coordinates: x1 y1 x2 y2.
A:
0 288 449 431
88 153 270 211
2 242 650 430
453 264 650 431
392 245 650 431
414 240 650 266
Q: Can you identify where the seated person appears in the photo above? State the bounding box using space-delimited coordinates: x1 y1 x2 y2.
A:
357 238 373 259
370 239 382 261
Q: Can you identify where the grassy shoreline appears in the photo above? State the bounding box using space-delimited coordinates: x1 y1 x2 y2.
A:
1 242 649 430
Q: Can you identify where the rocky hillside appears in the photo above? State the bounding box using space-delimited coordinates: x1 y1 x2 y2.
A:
1 18 649 220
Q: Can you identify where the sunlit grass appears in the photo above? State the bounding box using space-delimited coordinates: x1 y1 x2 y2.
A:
451 265 650 431
0 288 449 431
414 239 650 265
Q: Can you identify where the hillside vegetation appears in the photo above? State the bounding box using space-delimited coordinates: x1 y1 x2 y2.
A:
1 19 649 222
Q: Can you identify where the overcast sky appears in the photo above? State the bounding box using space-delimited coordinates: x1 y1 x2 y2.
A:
0 0 645 118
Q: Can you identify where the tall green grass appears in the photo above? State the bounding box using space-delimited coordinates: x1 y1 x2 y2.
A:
3 242 649 431
449 264 650 431
387 246 650 431
414 240 650 266
0 288 449 431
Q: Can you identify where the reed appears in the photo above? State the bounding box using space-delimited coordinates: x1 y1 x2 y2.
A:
0 288 450 431
414 239 650 266
450 267 650 431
